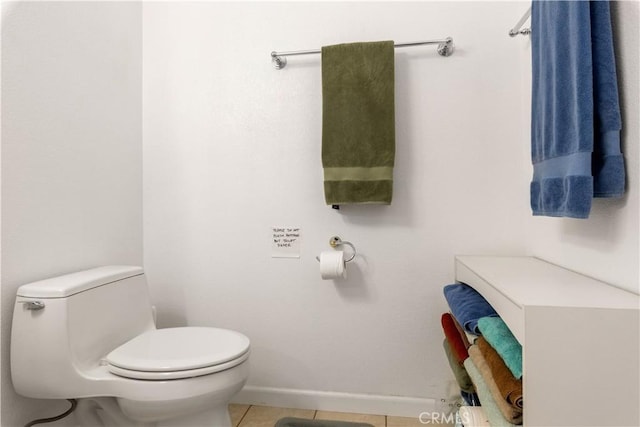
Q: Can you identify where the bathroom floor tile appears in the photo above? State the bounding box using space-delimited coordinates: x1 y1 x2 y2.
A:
314 410 385 427
387 414 454 427
229 404 251 426
238 405 316 427
387 415 429 427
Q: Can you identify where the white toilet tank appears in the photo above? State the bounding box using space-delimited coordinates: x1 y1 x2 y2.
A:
11 266 156 399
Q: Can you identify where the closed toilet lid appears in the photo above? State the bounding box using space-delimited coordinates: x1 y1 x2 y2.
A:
106 327 250 379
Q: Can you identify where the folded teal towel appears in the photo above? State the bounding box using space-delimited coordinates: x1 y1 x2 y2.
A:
321 41 395 205
477 317 522 379
464 359 519 427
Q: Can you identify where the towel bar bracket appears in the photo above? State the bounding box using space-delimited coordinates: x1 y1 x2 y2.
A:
271 52 287 70
509 28 531 37
509 6 532 37
436 38 455 57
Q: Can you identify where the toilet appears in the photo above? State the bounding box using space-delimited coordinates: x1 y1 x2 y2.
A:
10 266 250 426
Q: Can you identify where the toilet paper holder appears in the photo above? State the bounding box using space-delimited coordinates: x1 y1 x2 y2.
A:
316 236 356 263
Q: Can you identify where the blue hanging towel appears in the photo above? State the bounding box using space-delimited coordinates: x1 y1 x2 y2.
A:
530 0 624 219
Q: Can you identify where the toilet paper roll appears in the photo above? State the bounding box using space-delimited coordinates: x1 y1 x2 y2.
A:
319 251 347 280
458 406 490 427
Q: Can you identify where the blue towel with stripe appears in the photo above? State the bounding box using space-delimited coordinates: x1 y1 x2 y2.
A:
443 283 498 335
530 0 624 218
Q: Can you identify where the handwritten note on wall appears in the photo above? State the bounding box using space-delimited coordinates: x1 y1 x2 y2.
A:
271 227 301 258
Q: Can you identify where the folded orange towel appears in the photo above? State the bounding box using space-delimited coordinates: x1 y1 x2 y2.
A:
477 337 523 410
468 345 523 424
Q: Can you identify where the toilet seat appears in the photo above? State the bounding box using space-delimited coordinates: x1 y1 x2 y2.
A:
106 327 250 380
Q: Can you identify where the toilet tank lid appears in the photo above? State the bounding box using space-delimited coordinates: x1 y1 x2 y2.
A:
16 266 144 298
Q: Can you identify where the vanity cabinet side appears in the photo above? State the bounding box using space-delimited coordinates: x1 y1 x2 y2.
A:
524 305 639 427
454 256 640 427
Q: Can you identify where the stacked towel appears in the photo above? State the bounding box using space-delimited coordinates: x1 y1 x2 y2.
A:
530 0 624 218
458 406 490 427
476 338 523 411
477 317 523 379
461 390 480 407
464 359 520 427
443 284 499 334
321 41 396 205
442 313 470 363
452 312 472 348
443 339 476 395
468 345 523 424
442 312 478 404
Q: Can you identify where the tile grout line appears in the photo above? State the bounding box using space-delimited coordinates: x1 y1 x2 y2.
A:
235 404 252 427
234 405 423 427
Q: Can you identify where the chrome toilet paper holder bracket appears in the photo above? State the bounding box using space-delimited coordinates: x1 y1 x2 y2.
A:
316 236 356 263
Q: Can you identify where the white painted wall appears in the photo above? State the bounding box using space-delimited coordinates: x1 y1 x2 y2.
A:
1 0 635 423
143 1 530 407
1 2 142 426
523 1 640 294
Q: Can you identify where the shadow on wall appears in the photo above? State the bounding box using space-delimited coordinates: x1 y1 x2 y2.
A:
1 2 17 20
559 1 639 252
331 257 373 302
561 197 627 250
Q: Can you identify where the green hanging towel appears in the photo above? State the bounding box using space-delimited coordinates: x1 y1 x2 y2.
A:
321 40 395 205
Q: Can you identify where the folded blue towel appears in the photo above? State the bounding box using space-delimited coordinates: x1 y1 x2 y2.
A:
477 317 523 380
530 0 624 218
443 284 498 335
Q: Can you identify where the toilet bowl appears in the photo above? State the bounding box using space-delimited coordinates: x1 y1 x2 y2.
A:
11 266 250 426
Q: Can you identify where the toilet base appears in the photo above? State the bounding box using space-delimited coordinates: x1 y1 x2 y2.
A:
76 398 150 426
75 397 232 427
157 404 231 427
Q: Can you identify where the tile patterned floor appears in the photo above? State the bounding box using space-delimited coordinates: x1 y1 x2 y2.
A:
229 404 452 427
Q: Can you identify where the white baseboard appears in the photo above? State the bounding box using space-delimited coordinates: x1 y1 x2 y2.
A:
231 385 438 418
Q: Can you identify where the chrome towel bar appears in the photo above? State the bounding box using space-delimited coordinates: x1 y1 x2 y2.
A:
271 37 455 69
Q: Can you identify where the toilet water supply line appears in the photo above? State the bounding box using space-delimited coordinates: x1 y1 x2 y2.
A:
24 399 77 427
